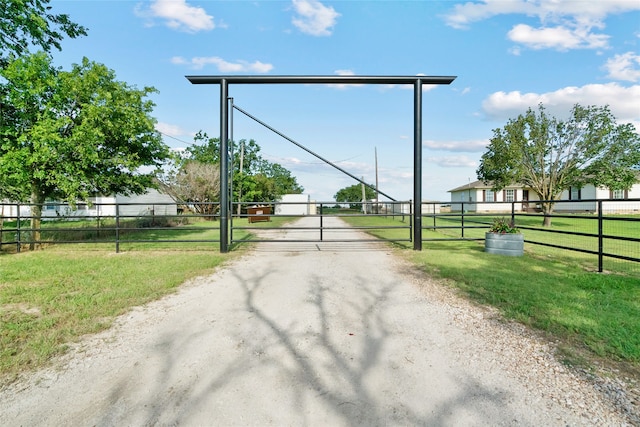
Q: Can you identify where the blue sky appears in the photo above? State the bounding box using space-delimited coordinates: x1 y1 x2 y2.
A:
51 0 640 202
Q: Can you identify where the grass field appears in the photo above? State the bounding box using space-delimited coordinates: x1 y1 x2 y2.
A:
349 212 640 275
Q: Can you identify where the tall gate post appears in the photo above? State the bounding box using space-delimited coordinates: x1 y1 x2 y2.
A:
220 79 229 253
413 79 423 250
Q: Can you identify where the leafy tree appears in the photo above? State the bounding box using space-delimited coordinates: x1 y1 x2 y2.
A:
0 0 87 67
477 104 640 226
253 161 304 202
334 183 376 209
0 53 170 247
169 132 303 207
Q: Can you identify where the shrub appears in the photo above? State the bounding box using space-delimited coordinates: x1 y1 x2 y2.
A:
488 217 519 234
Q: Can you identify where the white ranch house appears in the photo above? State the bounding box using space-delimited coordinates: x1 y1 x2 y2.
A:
1 189 177 219
448 180 640 214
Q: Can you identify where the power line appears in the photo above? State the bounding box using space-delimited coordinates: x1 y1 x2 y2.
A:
158 131 191 145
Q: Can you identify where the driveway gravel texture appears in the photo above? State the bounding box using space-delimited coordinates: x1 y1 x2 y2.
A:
0 217 637 426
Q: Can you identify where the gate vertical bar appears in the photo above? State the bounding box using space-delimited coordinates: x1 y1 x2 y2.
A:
413 79 423 250
115 203 120 253
220 79 229 253
16 204 21 253
229 97 234 243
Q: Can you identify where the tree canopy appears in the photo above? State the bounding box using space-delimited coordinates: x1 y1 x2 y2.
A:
476 104 640 225
0 53 170 244
0 0 87 66
160 132 303 210
334 183 376 209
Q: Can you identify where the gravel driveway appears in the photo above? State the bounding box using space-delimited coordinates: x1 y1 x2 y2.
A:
0 217 633 426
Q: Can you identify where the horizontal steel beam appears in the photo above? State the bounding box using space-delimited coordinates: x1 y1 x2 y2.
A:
186 75 456 85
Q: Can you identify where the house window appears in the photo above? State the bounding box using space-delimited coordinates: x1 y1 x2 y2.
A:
611 189 627 200
504 189 515 202
485 190 494 202
570 187 581 200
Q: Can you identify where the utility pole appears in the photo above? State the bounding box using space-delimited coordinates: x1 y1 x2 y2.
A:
237 140 244 216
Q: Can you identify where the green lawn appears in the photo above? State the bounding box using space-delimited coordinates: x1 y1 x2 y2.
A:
424 213 640 274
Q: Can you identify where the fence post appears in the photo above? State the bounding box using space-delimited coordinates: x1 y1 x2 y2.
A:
319 203 323 241
96 204 101 239
598 200 603 273
16 204 21 253
115 203 120 253
432 203 436 230
461 202 465 238
511 201 515 223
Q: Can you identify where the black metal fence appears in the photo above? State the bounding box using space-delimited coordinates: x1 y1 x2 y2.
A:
2 199 639 274
421 198 640 273
0 201 221 253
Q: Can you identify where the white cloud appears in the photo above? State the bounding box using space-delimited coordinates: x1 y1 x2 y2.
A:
426 155 478 168
170 56 187 65
507 24 609 51
444 0 639 29
443 1 533 30
482 83 640 128
604 52 640 82
171 56 274 73
135 0 214 33
443 0 640 51
291 0 340 36
423 139 488 153
156 122 188 137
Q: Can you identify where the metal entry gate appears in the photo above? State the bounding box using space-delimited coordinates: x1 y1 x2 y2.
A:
186 75 456 252
230 201 414 246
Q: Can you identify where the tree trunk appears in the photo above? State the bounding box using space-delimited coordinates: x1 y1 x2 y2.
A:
541 201 554 227
29 191 44 250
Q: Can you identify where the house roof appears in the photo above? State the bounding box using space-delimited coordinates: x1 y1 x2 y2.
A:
448 180 527 192
449 172 640 193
